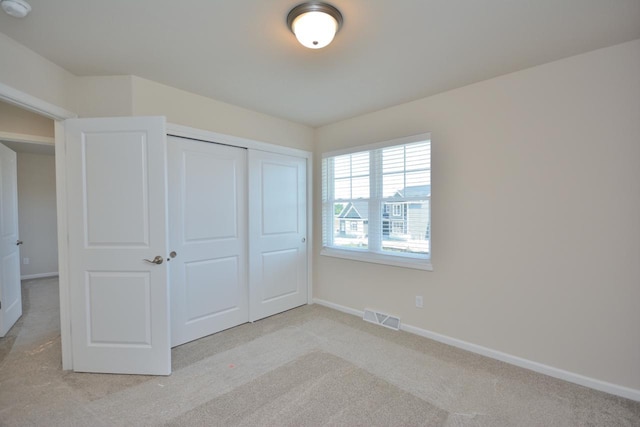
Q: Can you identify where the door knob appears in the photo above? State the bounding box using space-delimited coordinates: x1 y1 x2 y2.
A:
143 255 164 265
16 240 23 246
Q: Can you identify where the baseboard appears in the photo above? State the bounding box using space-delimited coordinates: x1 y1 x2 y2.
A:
313 298 364 317
312 298 640 402
21 272 59 280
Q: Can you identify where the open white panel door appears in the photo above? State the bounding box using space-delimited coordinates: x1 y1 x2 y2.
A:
248 150 307 322
0 143 22 337
65 117 170 375
168 136 248 347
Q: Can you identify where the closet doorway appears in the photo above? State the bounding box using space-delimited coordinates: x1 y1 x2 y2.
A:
168 135 309 347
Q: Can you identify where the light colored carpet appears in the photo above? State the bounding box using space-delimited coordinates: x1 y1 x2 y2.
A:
167 351 448 426
0 278 639 426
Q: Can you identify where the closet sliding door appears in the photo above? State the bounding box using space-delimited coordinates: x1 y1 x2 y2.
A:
168 139 308 344
168 136 248 347
248 150 308 322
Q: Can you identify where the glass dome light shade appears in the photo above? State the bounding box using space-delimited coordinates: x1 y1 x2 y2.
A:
292 11 338 49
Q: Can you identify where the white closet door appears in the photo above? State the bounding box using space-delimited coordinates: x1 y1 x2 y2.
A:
0 143 22 337
66 117 171 375
168 136 248 347
249 150 307 322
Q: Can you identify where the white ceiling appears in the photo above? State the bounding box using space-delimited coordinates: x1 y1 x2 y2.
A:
1 0 639 127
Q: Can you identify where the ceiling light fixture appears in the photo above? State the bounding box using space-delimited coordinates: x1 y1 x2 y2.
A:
1 0 31 18
287 2 343 49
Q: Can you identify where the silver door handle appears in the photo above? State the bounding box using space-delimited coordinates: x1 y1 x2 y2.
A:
143 256 164 265
16 240 23 246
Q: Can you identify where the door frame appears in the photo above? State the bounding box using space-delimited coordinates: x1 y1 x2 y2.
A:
0 82 76 369
0 83 313 371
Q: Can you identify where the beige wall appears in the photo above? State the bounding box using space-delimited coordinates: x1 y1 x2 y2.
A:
314 39 640 390
74 76 134 117
0 33 76 112
17 152 58 277
131 77 314 151
0 101 54 137
0 101 57 275
0 35 312 151
72 75 314 150
2 29 638 392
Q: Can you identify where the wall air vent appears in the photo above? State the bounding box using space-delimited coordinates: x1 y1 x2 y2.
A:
363 308 401 331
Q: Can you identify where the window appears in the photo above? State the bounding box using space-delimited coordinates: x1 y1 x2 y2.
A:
322 133 431 270
391 220 407 235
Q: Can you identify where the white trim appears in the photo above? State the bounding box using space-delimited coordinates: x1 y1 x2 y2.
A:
312 298 640 402
306 156 313 305
322 132 431 158
313 298 363 317
54 121 73 370
321 247 433 271
0 131 55 145
21 272 58 280
0 82 76 120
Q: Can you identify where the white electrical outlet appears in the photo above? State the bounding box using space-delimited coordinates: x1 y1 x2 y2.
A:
23 257 30 265
415 295 423 308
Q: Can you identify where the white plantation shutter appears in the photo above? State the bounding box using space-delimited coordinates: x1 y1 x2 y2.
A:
322 134 432 270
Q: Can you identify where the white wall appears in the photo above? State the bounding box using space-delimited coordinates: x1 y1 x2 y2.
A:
17 152 58 278
314 40 640 392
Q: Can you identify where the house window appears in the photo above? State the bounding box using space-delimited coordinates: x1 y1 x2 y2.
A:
391 220 406 235
350 221 358 231
322 133 431 270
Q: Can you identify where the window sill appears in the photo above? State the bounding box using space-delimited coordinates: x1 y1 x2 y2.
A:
321 247 433 271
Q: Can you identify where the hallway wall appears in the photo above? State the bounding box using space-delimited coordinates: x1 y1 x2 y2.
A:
16 151 58 279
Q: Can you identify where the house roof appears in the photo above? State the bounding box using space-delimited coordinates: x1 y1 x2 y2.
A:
392 185 431 199
338 201 369 220
1 2 638 127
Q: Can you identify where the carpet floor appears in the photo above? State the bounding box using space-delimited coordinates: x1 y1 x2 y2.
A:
0 278 638 426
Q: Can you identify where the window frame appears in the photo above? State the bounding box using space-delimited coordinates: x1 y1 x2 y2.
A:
321 133 433 271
